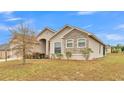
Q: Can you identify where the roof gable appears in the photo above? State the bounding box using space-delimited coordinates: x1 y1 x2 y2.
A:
37 25 105 45
61 25 105 45
37 27 56 41
37 27 55 38
49 25 73 40
63 29 89 40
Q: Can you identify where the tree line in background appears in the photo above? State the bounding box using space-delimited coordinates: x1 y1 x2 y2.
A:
111 44 124 53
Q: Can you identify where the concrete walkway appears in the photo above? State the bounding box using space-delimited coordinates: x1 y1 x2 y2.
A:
0 58 19 62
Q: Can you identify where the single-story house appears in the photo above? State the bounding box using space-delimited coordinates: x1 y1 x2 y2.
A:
37 25 106 60
0 25 106 60
106 45 111 54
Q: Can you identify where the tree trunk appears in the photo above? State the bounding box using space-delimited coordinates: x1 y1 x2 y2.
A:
5 50 7 62
22 47 26 65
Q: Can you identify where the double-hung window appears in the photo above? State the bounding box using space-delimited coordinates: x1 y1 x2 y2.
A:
66 39 74 48
77 38 86 48
54 42 61 54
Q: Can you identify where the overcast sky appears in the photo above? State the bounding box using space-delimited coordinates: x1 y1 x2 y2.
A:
0 11 124 45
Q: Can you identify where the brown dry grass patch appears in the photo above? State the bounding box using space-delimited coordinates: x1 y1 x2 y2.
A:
0 53 124 80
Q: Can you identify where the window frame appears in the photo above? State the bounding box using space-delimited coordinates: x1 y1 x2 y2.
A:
66 39 74 48
54 42 61 54
77 38 86 48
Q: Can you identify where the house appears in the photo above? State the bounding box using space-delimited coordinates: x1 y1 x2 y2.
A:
0 25 106 60
0 44 10 59
37 25 106 60
106 45 111 53
0 35 41 59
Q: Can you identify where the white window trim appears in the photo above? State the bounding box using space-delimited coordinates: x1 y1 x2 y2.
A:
77 38 86 48
54 42 62 54
66 39 74 48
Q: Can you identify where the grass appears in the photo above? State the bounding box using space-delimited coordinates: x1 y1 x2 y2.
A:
0 53 124 80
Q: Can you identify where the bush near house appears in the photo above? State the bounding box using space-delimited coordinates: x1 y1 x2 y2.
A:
51 54 56 59
81 48 93 60
55 53 63 59
65 51 72 60
26 53 46 59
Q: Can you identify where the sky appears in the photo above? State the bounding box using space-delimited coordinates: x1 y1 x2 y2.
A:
0 11 124 45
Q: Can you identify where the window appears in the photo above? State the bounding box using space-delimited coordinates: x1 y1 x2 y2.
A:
54 42 61 54
77 38 86 48
66 39 74 48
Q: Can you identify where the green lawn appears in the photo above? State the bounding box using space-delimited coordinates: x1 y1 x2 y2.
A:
0 53 124 80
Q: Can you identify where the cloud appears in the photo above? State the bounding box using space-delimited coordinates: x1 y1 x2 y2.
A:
6 17 22 21
77 11 96 15
23 19 34 25
106 34 124 41
83 24 93 29
0 11 23 22
0 25 8 31
96 33 124 45
9 19 35 29
0 11 14 15
115 24 124 30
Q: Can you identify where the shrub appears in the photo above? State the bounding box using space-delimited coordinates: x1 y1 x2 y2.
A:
55 53 63 60
81 48 93 60
51 54 56 59
65 51 72 60
112 48 122 53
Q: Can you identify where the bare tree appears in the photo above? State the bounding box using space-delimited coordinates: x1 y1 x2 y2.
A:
9 24 37 65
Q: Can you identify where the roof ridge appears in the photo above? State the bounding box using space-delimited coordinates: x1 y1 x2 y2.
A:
37 27 56 37
49 25 74 40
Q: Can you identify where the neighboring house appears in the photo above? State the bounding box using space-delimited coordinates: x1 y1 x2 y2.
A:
37 25 106 60
106 45 111 54
0 44 10 59
0 25 106 60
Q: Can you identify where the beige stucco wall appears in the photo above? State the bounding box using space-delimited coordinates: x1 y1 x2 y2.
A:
106 47 111 53
88 37 104 60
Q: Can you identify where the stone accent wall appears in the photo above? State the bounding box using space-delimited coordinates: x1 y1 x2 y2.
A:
63 29 89 54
